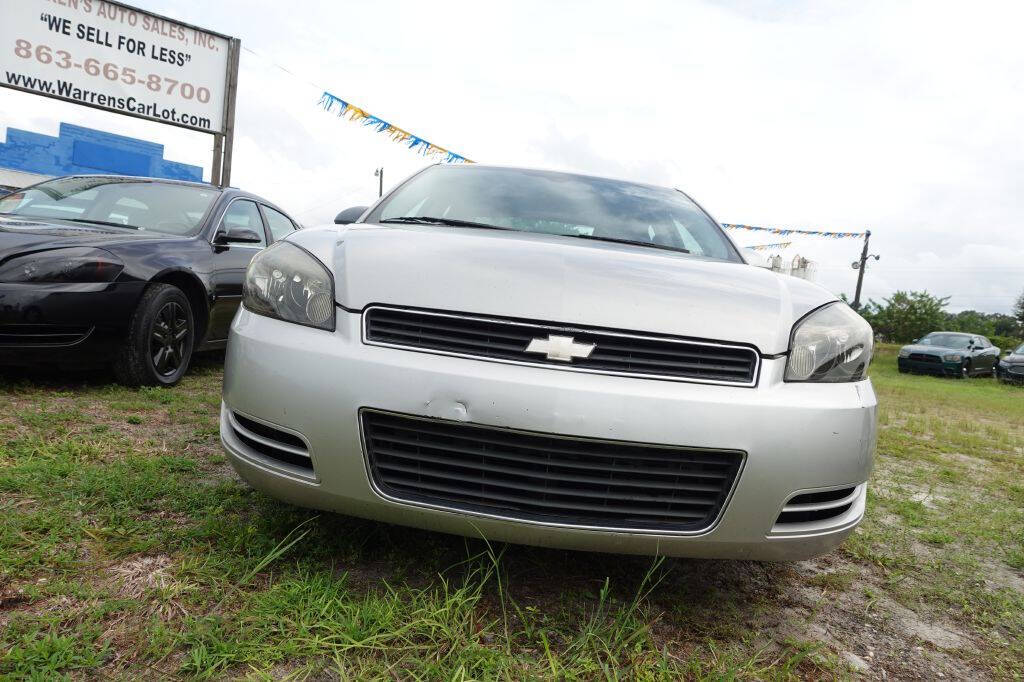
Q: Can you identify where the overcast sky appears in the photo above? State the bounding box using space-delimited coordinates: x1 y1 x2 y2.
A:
3 0 1022 313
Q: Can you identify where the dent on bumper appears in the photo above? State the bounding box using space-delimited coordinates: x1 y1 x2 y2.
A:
221 309 878 560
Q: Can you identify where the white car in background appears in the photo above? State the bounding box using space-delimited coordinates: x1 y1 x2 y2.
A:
220 164 877 560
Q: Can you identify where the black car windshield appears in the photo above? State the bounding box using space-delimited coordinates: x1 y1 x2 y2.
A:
366 166 741 262
919 333 972 349
0 176 220 236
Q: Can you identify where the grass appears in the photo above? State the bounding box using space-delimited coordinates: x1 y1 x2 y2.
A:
0 347 1021 679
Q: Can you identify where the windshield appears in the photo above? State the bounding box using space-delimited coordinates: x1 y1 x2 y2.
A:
0 176 220 236
919 333 972 349
1015 344 1024 355
366 166 741 262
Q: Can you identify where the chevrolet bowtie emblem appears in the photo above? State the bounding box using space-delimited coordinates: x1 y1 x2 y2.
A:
524 334 596 362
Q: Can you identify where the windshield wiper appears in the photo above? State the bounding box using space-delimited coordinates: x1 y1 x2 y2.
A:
62 217 141 230
379 216 514 231
558 233 689 254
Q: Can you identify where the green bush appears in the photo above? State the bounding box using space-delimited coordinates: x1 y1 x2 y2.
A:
991 335 1023 353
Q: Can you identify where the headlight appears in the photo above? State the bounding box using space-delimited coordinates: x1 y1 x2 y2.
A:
943 354 962 362
785 302 873 382
243 241 335 331
898 348 911 358
997 359 1007 368
0 247 123 283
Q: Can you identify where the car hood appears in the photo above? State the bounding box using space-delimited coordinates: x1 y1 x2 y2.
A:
1002 353 1024 364
293 224 841 355
0 214 170 260
900 343 966 355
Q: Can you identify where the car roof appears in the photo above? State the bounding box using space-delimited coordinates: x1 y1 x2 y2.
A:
52 173 217 189
37 175 293 218
424 163 677 193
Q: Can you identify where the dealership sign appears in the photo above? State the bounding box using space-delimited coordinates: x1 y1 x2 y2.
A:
1 0 234 135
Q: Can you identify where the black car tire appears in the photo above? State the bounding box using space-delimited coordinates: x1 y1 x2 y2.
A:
898 366 909 374
113 284 195 387
957 360 970 379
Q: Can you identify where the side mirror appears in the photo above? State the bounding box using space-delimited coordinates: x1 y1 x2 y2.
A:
335 206 369 225
214 227 263 244
911 338 919 344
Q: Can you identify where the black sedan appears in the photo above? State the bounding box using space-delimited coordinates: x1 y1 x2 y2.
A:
897 331 1001 378
996 343 1024 384
0 175 300 386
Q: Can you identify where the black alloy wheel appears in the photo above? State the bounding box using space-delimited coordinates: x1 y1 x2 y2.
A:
150 301 190 378
114 284 195 387
959 360 970 379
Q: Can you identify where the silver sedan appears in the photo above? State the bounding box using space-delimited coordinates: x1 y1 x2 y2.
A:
220 165 877 561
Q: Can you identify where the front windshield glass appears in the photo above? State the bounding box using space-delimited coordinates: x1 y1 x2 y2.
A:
0 176 220 236
366 166 741 262
1015 344 1024 355
920 333 971 349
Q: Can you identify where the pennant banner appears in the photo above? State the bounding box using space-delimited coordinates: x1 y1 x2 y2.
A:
746 241 792 251
318 92 473 164
721 223 865 239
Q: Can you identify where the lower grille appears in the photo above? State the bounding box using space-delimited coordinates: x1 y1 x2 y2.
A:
0 324 92 347
908 353 942 363
774 485 860 525
361 410 743 532
229 412 313 474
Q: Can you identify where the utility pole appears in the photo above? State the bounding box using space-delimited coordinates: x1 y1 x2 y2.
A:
374 167 383 197
851 230 879 310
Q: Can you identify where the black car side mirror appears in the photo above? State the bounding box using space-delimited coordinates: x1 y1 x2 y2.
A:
335 206 368 225
215 227 263 244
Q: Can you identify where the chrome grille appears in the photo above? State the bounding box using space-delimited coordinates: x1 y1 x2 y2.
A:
363 307 759 385
361 410 744 532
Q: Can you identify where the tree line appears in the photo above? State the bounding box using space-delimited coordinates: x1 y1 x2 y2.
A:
855 289 1024 350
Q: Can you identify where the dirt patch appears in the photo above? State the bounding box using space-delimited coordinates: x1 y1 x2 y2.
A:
980 560 1024 594
883 596 969 651
774 554 987 680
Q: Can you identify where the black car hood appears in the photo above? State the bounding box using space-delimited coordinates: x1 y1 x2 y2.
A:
0 215 172 261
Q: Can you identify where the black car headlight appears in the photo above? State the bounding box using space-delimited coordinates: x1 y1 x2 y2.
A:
785 302 873 382
0 247 124 283
243 241 335 331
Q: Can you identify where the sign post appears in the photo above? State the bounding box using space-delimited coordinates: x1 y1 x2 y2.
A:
0 0 238 185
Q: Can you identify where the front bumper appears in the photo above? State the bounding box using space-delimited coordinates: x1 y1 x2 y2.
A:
221 309 878 560
0 281 144 365
996 363 1024 384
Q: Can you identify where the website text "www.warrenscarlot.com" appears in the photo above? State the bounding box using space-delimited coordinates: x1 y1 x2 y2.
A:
5 70 213 130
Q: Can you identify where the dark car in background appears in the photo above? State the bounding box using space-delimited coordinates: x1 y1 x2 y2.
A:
0 175 299 386
996 343 1024 384
897 331 1000 378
